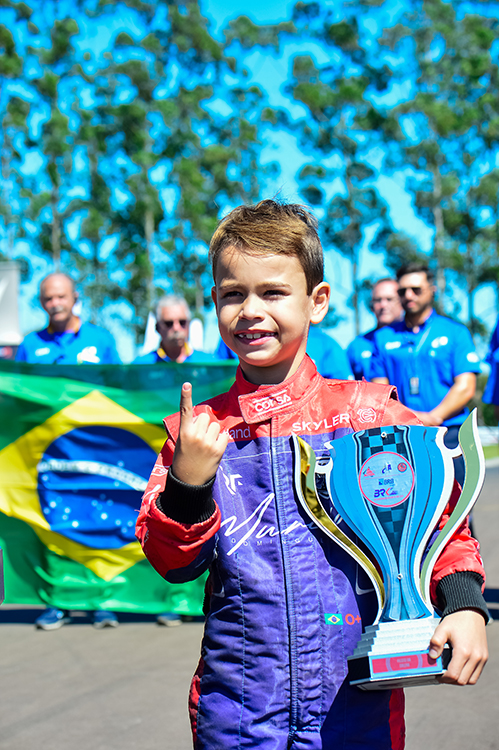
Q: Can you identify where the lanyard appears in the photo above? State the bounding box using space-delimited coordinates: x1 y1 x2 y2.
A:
406 320 433 396
408 322 433 356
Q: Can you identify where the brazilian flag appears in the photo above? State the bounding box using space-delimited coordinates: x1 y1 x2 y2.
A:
0 360 236 614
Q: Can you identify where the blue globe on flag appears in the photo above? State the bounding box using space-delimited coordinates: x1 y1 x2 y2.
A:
37 425 156 549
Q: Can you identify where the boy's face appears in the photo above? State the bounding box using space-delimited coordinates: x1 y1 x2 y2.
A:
212 246 330 385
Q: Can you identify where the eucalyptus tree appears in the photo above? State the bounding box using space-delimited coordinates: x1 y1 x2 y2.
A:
468 170 499 309
22 12 90 268
0 0 284 342
50 0 280 340
89 2 263 337
287 11 401 335
0 96 31 262
73 105 115 323
0 8 32 267
380 0 499 315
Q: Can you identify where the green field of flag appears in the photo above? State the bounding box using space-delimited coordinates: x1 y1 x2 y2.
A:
0 360 236 614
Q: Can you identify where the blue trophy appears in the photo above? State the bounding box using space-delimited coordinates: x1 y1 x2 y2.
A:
292 410 484 690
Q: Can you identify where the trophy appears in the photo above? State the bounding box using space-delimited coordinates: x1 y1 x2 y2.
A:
292 410 485 690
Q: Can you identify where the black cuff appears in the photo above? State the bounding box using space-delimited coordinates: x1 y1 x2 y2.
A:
436 571 489 622
156 469 216 525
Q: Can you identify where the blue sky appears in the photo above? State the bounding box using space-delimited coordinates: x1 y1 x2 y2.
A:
203 0 297 32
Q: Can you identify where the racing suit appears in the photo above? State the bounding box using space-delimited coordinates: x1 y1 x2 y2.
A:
136 356 486 749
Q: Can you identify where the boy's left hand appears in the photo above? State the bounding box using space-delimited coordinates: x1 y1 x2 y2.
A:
429 609 488 685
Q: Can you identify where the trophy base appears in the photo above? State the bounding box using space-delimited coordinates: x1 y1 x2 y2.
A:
348 617 452 690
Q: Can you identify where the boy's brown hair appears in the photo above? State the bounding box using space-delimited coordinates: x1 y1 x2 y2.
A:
209 199 324 294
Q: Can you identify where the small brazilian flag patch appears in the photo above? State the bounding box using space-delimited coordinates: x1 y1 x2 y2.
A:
325 613 343 625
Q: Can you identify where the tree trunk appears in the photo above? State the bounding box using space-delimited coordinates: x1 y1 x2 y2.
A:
51 185 61 269
432 167 446 300
144 205 154 314
352 256 360 336
467 246 475 336
1 139 15 257
345 168 361 336
195 281 203 314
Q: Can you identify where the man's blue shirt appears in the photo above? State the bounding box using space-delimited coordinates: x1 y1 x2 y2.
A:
16 321 121 364
370 310 480 426
483 316 499 405
347 328 377 380
306 326 353 380
134 347 214 364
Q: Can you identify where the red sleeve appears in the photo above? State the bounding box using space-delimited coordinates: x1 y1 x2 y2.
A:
380 396 421 426
429 482 485 604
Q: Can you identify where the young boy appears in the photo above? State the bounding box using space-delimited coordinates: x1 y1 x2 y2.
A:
136 200 488 749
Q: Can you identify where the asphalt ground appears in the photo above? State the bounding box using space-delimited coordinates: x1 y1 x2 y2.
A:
1 467 499 750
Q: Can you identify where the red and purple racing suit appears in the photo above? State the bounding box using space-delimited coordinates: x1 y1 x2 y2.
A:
136 356 486 749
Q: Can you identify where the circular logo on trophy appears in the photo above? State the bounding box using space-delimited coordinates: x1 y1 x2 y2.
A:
358 451 415 508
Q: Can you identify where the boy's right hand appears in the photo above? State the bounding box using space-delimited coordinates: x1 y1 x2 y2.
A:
170 382 229 486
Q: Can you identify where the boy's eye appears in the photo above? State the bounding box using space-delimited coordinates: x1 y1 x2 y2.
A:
264 289 286 297
221 289 241 299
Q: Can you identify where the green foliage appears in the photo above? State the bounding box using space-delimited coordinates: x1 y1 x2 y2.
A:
225 15 295 51
168 2 224 62
481 400 497 427
0 24 23 76
4 0 499 349
38 18 79 66
6 97 30 127
115 32 136 46
12 2 33 19
289 9 400 334
381 0 499 334
20 190 51 219
327 19 360 50
382 232 427 274
27 0 269 338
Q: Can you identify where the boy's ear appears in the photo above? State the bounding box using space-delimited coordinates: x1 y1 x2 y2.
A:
310 282 331 324
211 286 218 313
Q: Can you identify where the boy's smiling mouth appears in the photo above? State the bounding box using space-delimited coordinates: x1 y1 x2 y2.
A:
235 331 277 342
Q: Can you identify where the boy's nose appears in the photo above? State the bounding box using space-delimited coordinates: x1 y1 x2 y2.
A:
239 294 263 320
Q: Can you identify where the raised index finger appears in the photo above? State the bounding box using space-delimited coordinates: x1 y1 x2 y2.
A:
179 382 193 427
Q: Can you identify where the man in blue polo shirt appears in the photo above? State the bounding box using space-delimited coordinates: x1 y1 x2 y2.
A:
16 272 121 631
370 263 480 487
134 295 213 365
483 316 499 421
16 273 120 365
347 277 403 380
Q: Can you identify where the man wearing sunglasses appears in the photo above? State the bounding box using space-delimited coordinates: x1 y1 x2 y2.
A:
370 262 480 488
134 295 213 365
